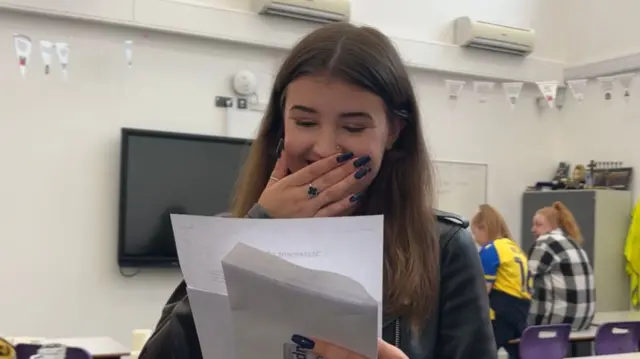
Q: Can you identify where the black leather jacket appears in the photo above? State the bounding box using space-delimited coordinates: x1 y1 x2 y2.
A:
140 208 497 359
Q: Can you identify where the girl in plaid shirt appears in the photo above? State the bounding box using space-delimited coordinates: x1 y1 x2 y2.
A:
528 201 596 330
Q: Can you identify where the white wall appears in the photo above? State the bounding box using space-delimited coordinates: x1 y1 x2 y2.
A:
195 0 568 61
565 0 640 66
0 0 567 348
0 0 567 82
0 10 284 345
558 0 640 196
353 0 568 61
556 83 640 194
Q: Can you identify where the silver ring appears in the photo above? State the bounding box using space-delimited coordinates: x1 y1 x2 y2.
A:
270 176 280 182
307 184 319 198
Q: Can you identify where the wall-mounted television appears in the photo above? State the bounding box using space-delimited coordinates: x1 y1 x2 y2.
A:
117 128 252 268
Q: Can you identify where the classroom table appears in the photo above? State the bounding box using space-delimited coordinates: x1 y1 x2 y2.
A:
566 326 599 342
576 354 640 359
593 310 640 325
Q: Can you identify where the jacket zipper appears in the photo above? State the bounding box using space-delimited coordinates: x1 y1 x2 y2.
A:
393 319 400 347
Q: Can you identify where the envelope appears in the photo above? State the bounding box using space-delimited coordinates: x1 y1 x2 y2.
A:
221 243 378 359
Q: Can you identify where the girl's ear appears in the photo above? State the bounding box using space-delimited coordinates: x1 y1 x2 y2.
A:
386 117 405 149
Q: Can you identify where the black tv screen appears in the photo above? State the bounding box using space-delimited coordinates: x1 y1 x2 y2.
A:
117 128 252 267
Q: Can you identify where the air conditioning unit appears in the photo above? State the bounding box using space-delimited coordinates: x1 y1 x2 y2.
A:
252 0 350 24
454 17 535 56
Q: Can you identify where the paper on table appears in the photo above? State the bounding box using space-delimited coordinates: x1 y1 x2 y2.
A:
34 343 66 359
222 242 378 359
171 215 384 359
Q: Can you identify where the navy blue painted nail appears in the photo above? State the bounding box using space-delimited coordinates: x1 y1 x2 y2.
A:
291 334 315 349
353 155 371 168
354 167 369 179
276 138 284 158
336 152 354 163
349 193 361 203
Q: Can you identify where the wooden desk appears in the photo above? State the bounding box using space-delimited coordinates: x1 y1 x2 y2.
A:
48 337 130 359
593 311 640 325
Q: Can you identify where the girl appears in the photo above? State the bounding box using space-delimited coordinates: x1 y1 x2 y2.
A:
472 204 531 359
529 201 596 330
140 22 495 359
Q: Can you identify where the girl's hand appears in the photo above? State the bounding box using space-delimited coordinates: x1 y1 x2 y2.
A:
291 334 408 359
257 150 372 218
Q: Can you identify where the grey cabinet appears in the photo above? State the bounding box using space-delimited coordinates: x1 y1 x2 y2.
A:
521 190 633 312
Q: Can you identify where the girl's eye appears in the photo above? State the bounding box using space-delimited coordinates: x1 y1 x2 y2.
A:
295 121 317 128
344 126 366 133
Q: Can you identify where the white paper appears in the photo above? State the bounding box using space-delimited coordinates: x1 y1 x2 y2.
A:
222 243 378 359
566 79 588 103
597 76 616 100
172 215 384 359
13 34 32 78
124 40 133 68
617 72 635 102
445 80 465 101
55 43 69 81
35 343 66 359
40 41 54 75
501 82 523 110
536 81 559 108
473 81 495 103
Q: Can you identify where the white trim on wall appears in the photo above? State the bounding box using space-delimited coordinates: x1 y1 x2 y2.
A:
0 0 565 83
564 52 640 80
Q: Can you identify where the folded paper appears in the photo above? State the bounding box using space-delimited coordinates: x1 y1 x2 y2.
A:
617 73 635 102
566 79 588 103
502 82 524 110
536 81 559 108
55 43 69 81
40 41 54 75
473 81 495 103
124 40 133 68
35 343 66 359
171 215 384 359
445 80 465 102
13 34 32 78
597 76 616 101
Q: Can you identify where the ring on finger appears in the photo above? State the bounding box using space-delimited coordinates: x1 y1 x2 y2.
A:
307 183 319 198
270 176 280 182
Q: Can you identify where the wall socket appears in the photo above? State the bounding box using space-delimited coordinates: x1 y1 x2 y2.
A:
215 96 233 108
237 98 248 109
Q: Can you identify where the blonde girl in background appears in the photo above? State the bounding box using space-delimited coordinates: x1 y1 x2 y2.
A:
472 204 531 359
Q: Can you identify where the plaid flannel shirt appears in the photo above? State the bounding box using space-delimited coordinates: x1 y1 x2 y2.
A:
527 229 596 330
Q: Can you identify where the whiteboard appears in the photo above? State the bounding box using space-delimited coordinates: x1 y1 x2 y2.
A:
434 160 488 221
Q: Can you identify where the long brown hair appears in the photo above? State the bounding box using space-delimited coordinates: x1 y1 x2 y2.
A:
230 23 439 330
471 204 514 241
537 201 584 245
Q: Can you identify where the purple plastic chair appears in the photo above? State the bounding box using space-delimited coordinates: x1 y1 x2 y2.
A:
594 321 640 355
519 324 571 359
15 343 91 359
